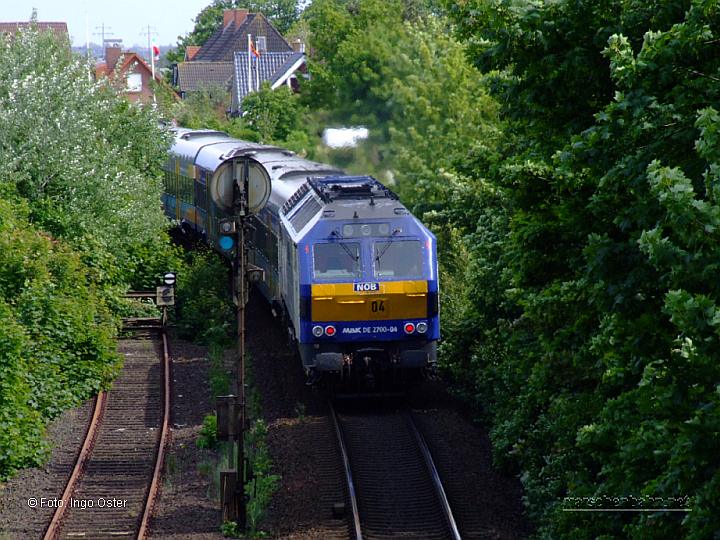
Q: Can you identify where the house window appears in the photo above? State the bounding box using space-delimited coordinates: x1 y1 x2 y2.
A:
256 36 266 52
127 72 142 92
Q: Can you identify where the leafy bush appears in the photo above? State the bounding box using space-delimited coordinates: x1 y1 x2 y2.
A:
174 248 234 344
0 28 176 480
197 414 219 449
0 199 119 480
245 419 280 534
440 1 720 537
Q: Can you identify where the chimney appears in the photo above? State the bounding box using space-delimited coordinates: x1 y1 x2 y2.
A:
291 39 305 53
105 46 122 70
224 9 248 28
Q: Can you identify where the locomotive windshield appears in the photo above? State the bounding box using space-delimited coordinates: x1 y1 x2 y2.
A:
314 242 362 279
374 240 423 279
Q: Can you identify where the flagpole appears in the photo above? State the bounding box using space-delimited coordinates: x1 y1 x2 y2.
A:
247 34 252 97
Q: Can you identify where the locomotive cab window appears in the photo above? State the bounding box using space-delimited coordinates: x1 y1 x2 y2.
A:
374 240 423 279
314 242 361 279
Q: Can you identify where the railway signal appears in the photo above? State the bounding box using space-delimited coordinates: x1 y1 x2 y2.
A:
217 156 270 531
162 272 176 286
218 219 236 252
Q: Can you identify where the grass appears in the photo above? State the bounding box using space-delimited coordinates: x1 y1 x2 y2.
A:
194 327 279 537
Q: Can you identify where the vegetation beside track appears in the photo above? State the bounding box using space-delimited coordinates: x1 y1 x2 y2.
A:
160 0 720 536
174 249 279 537
0 28 179 481
290 1 720 537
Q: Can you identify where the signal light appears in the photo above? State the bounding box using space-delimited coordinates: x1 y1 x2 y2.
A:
218 235 235 251
404 322 415 334
218 218 236 251
416 322 428 334
312 325 324 337
325 325 336 337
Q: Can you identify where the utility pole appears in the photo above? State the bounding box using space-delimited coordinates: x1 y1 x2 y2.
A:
93 23 113 55
140 25 158 65
140 25 159 103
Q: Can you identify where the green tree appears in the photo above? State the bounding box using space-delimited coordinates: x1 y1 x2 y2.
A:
242 82 302 143
0 28 173 287
300 0 437 120
0 197 120 480
440 1 720 537
0 27 184 479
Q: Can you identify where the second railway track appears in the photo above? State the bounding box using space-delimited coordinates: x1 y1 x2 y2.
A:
330 403 461 540
44 330 171 540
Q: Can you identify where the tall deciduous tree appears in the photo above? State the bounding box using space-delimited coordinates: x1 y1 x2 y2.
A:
0 28 178 481
441 1 720 537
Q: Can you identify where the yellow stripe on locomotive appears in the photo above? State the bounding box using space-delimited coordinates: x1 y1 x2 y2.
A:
311 280 428 322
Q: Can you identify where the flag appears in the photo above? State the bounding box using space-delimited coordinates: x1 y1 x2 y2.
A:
250 39 260 58
151 35 160 62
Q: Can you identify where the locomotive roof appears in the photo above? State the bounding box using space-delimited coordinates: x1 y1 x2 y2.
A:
167 129 411 238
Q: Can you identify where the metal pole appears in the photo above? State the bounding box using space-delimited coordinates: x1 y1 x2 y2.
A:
235 159 248 531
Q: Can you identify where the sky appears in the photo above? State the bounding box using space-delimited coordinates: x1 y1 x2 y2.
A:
4 1 213 48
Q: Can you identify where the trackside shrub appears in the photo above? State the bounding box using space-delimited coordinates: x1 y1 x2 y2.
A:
174 248 234 344
0 199 119 480
0 27 176 480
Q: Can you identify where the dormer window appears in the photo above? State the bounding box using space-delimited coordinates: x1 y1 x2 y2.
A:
256 36 266 52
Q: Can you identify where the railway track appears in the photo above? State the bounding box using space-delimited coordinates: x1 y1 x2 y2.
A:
44 329 171 540
329 403 461 540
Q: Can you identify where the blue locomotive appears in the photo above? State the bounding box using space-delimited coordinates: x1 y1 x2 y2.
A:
162 128 439 385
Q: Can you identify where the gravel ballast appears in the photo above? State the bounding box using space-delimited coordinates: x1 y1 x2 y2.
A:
0 400 94 539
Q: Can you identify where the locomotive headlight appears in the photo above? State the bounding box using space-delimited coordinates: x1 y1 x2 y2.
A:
416 322 428 334
312 325 324 337
404 322 415 334
325 325 337 337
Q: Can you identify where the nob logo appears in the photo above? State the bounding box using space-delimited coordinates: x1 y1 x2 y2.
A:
354 282 380 292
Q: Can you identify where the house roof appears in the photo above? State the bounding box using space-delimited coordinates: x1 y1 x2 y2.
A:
0 21 68 38
176 61 234 93
232 51 305 110
185 46 201 61
193 12 291 62
96 51 163 83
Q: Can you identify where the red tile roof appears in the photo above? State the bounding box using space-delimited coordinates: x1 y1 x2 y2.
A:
185 46 201 61
95 51 163 83
0 21 68 38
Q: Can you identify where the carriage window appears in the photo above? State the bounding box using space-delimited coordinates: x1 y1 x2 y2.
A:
313 242 361 279
374 240 423 279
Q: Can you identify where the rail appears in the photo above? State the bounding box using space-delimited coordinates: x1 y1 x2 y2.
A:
328 402 363 540
329 402 462 540
406 412 462 540
43 324 171 539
